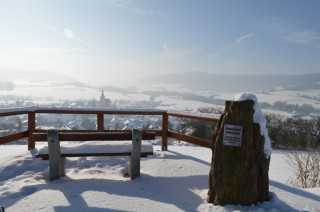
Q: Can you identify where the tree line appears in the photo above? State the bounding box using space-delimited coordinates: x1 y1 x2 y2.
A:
177 106 320 150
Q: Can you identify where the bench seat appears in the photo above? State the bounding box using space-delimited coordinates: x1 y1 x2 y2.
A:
36 141 154 160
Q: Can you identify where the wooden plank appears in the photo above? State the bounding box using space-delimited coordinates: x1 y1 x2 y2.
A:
167 112 220 122
151 130 162 137
0 131 28 145
33 132 156 141
35 108 166 115
34 129 162 136
0 107 166 116
65 132 131 141
0 111 28 117
0 107 35 117
168 131 212 148
35 129 101 133
35 151 153 160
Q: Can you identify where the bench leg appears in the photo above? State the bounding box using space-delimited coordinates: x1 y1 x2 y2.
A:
129 129 142 180
48 129 62 181
60 157 66 177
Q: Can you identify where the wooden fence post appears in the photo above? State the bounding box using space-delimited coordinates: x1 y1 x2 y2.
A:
28 112 35 150
161 114 168 151
97 113 104 132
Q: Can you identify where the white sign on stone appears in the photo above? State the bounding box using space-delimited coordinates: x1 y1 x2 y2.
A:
223 124 243 147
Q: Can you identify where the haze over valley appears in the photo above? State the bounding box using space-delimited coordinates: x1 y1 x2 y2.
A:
0 68 319 117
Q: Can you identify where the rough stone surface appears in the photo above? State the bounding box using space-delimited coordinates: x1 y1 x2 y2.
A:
208 100 270 206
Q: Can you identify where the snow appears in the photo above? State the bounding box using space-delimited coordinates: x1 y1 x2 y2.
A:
255 90 320 109
0 142 319 212
37 141 153 155
214 89 320 109
155 96 223 112
234 93 272 159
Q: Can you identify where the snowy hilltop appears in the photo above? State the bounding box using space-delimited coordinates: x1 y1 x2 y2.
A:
0 143 319 211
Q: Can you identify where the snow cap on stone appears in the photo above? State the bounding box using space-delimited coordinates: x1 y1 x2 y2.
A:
234 93 272 159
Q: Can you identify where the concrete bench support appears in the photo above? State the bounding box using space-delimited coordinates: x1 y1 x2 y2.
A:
47 129 65 181
129 128 142 180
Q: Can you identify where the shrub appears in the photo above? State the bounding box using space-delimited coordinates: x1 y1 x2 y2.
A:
285 147 320 188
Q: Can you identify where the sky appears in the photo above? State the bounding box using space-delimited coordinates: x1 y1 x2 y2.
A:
0 0 320 86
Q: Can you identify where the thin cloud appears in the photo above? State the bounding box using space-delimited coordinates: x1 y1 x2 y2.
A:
265 20 320 45
148 48 196 63
116 4 155 15
162 43 169 51
282 30 319 45
27 16 64 36
209 33 254 58
22 47 97 54
235 33 254 45
125 47 196 67
106 0 154 15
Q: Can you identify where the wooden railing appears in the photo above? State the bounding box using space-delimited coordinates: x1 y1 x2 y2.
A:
0 107 220 150
166 112 220 149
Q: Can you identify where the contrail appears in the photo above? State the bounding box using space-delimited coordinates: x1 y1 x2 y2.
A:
26 16 105 52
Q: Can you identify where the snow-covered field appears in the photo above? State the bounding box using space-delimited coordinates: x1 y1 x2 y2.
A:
214 90 320 109
155 96 223 112
155 95 295 118
1 141 320 212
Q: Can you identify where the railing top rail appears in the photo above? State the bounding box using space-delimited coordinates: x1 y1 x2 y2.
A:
35 107 167 115
167 111 221 122
0 107 222 121
0 106 38 117
0 107 167 116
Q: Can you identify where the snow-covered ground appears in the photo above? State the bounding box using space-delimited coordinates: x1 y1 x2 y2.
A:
155 96 224 112
1 141 319 212
214 90 320 109
155 95 295 117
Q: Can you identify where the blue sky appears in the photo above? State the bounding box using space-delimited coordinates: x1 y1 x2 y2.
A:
0 0 319 85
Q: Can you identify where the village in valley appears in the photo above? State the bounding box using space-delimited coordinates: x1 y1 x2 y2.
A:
0 90 166 139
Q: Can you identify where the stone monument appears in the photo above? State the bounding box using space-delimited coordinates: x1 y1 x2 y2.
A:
208 94 272 205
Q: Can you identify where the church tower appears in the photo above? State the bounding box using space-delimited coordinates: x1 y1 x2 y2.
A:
99 89 111 107
100 89 106 103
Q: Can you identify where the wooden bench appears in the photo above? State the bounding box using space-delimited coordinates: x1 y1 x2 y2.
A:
34 129 155 181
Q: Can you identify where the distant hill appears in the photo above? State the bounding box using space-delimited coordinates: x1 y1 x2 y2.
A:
0 67 77 83
141 72 320 92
